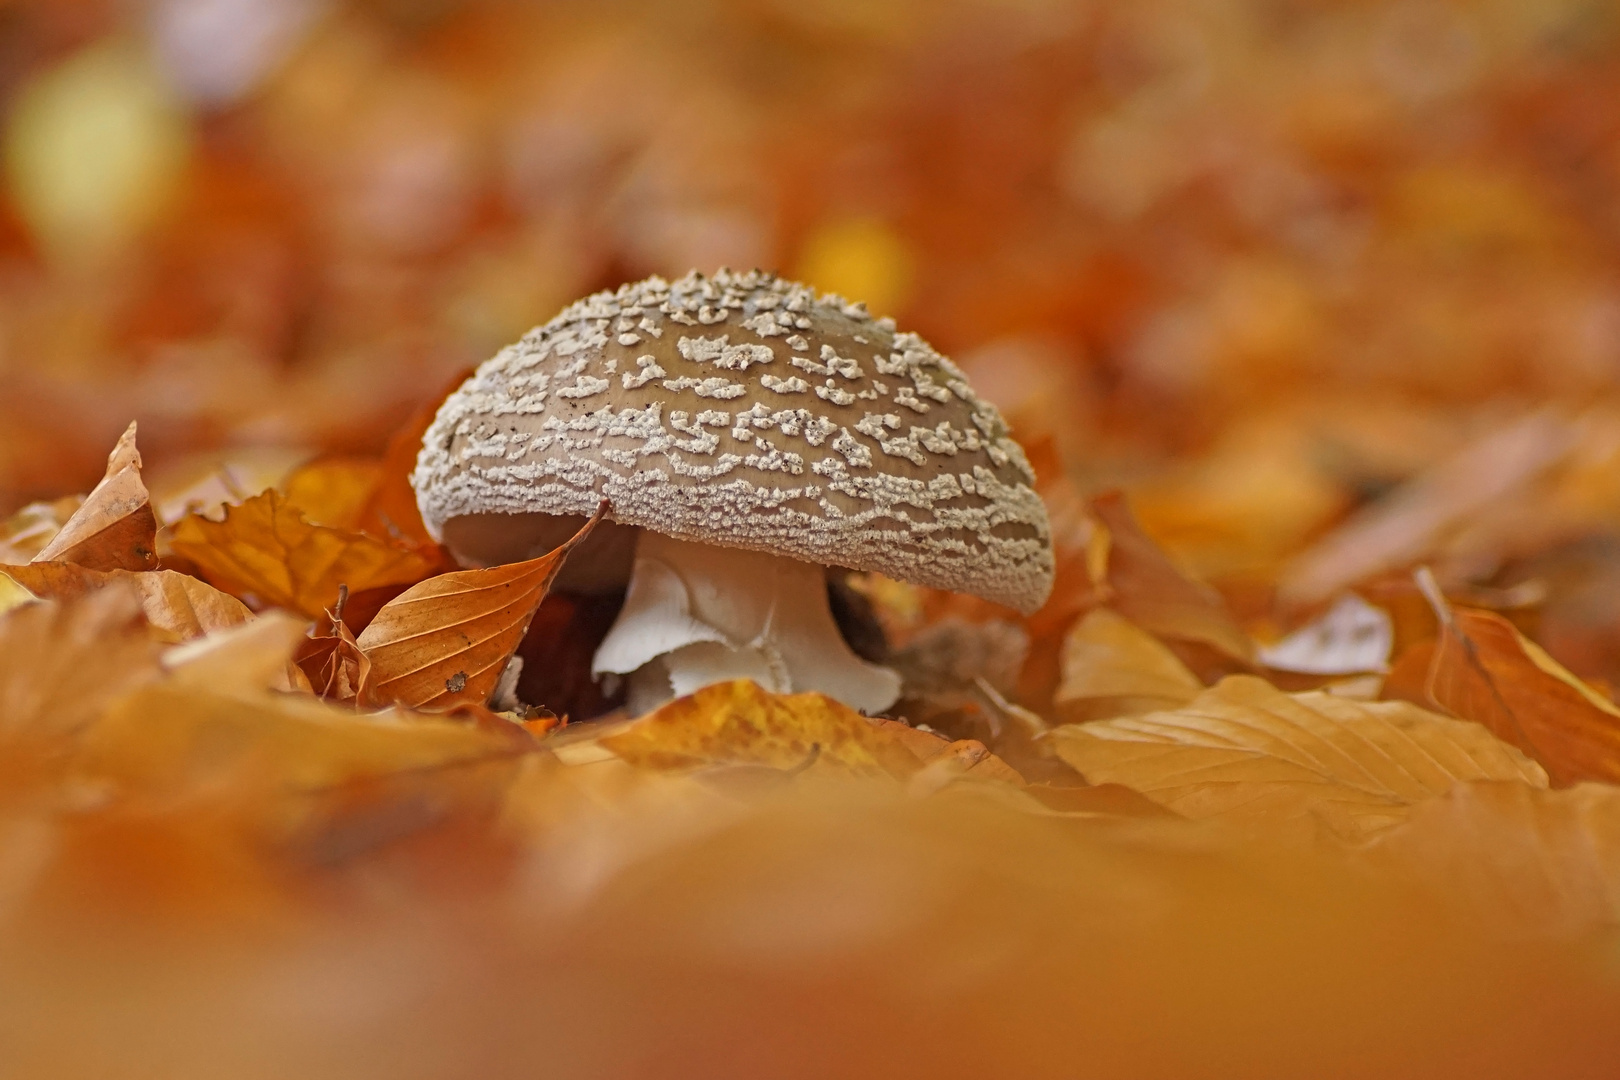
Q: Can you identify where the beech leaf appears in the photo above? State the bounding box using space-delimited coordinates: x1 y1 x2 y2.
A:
1054 606 1204 720
1048 675 1548 839
1 563 252 642
1091 491 1253 662
600 678 925 779
356 506 604 709
1399 587 1620 786
169 489 435 618
33 421 158 571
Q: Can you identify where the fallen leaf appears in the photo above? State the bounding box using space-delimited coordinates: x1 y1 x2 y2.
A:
162 611 315 694
1399 582 1620 785
1278 410 1575 608
280 457 385 532
0 587 161 757
0 496 82 563
1091 490 1253 663
602 679 924 779
1048 675 1548 839
2 563 251 642
1365 780 1620 936
357 368 471 549
1053 607 1203 720
1258 593 1393 675
33 421 157 571
169 489 435 619
295 585 370 701
356 507 603 709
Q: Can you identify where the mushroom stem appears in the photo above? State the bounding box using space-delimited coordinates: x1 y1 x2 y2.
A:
592 531 902 716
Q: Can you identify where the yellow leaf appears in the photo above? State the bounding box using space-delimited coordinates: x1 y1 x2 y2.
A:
169 489 434 618
601 678 924 779
1054 607 1203 720
1048 675 1547 839
356 508 602 709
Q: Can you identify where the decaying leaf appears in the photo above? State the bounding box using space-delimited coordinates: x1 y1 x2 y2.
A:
169 489 435 618
1048 675 1548 839
602 679 925 779
1091 491 1253 663
1054 607 1203 720
356 508 603 710
1365 780 1620 936
1398 585 1620 786
1 563 252 642
161 611 316 696
32 422 158 572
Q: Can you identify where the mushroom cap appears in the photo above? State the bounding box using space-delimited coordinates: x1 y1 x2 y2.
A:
413 270 1055 613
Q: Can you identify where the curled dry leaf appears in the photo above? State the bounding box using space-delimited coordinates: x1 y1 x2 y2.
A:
1365 780 1620 937
1391 594 1620 786
601 678 924 780
295 586 370 702
1054 607 1203 721
1 563 251 642
33 421 158 572
1048 675 1548 839
162 612 316 695
169 489 436 619
1091 491 1253 663
356 507 604 710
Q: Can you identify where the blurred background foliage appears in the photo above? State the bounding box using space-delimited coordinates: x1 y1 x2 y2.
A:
5 0 1620 649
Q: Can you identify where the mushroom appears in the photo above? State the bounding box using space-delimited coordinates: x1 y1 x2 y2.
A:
413 270 1054 715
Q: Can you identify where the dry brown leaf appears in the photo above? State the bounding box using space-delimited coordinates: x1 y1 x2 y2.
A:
1048 675 1548 839
161 611 315 696
1 563 252 642
1091 490 1253 662
33 422 158 572
1054 607 1203 720
602 678 925 779
356 508 602 710
169 489 435 619
1397 594 1620 786
295 585 371 701
0 588 161 758
1365 780 1620 936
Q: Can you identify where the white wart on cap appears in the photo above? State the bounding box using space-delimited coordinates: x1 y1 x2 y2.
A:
414 269 1055 714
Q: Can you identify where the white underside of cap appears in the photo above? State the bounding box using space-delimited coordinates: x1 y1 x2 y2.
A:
592 530 902 716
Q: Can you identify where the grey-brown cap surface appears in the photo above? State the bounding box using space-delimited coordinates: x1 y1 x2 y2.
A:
413 270 1055 613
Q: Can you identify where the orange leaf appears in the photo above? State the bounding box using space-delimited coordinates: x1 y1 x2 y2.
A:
169 489 435 619
294 585 370 701
0 588 161 756
358 368 472 549
1091 491 1253 662
601 678 924 779
33 421 158 572
0 562 252 642
1413 600 1620 786
356 506 603 710
280 457 385 532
